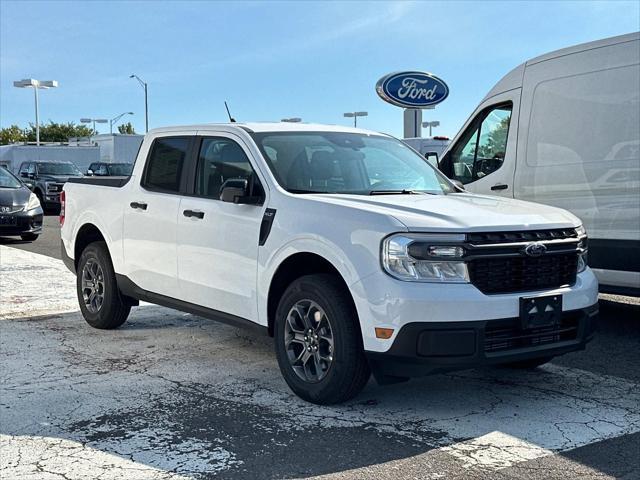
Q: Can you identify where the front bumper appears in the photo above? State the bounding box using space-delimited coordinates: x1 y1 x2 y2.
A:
0 208 43 237
366 303 598 381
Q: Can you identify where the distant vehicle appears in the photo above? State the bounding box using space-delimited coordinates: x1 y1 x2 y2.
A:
0 166 43 241
438 32 640 295
18 161 83 212
86 162 133 177
403 136 450 167
61 122 597 405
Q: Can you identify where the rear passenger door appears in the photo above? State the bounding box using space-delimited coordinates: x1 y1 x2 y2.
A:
122 134 194 297
177 133 267 322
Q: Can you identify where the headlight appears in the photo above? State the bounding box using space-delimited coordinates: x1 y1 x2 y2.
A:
26 192 41 210
382 233 469 282
575 225 588 273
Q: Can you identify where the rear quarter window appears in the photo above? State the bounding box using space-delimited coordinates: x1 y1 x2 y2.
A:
142 137 190 193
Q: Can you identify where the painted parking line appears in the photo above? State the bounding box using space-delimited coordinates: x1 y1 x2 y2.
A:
0 245 77 319
1 245 639 478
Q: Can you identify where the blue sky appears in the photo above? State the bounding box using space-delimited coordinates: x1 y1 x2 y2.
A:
1 0 638 138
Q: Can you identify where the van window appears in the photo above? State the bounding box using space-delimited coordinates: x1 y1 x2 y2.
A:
195 137 263 200
443 103 512 184
142 137 190 193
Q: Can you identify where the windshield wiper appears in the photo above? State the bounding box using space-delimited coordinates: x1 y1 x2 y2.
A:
369 189 429 195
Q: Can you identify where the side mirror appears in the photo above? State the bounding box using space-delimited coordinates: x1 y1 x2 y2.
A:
220 178 262 205
27 172 35 179
86 169 94 176
451 179 466 191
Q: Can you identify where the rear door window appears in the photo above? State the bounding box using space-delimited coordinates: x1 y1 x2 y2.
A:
142 137 190 193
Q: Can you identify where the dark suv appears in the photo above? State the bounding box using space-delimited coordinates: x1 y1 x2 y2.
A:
18 161 83 211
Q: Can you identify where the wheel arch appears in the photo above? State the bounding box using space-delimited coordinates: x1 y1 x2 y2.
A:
73 223 108 270
266 252 358 337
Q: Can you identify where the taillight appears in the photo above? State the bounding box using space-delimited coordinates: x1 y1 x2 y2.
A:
60 190 66 226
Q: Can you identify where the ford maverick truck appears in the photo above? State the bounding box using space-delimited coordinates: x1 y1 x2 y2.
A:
61 123 598 404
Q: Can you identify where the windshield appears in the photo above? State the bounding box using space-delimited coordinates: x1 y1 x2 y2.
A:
37 162 82 175
108 164 133 176
251 132 454 195
0 167 22 188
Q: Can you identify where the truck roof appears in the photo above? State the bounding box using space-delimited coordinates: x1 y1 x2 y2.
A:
147 122 386 136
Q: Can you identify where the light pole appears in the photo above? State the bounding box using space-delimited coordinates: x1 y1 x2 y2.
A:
281 117 302 123
110 112 134 134
130 74 148 133
422 120 440 137
80 118 108 135
343 111 368 127
13 78 58 146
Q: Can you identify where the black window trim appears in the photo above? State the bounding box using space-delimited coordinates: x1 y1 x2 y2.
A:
441 101 513 184
140 135 196 196
183 134 265 204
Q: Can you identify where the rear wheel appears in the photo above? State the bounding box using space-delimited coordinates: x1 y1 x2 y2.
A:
274 274 370 404
77 241 130 329
20 233 39 241
503 356 554 369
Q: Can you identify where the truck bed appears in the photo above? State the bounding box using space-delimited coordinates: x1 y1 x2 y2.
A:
66 176 131 188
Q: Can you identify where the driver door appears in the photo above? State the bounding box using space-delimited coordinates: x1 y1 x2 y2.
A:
440 90 520 197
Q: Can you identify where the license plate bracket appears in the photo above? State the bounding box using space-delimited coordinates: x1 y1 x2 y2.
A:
519 294 562 329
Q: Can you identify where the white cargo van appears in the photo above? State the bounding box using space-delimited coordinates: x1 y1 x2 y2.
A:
403 136 451 167
439 32 640 295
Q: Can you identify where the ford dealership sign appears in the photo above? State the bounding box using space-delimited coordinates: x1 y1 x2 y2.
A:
376 71 449 108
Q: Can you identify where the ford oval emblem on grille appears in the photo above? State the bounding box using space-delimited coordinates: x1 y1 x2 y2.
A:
524 242 547 257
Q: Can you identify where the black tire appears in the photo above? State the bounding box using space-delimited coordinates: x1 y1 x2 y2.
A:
502 356 554 369
20 233 39 241
77 241 130 329
274 274 370 404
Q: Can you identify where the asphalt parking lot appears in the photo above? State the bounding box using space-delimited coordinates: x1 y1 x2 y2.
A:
1 216 639 479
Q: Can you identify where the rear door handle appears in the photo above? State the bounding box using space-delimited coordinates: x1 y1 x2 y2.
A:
491 184 509 191
130 201 148 210
183 209 205 219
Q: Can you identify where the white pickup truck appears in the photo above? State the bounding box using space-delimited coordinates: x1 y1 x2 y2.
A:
61 123 598 404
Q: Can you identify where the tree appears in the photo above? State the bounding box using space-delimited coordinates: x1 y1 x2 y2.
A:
118 122 136 134
24 121 94 143
0 125 26 145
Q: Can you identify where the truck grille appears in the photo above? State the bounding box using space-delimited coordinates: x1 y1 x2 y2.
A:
484 315 580 354
468 253 578 294
465 228 582 295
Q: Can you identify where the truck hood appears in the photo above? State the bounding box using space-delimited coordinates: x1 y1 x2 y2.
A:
303 192 581 232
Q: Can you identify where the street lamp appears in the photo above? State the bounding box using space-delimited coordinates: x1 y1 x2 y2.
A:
281 117 302 123
343 111 368 127
110 112 134 134
422 120 440 137
80 118 108 135
13 78 58 146
130 74 148 133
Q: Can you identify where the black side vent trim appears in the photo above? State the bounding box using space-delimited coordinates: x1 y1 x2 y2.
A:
259 208 277 246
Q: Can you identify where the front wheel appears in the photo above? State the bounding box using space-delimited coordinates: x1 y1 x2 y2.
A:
77 241 131 329
274 274 370 405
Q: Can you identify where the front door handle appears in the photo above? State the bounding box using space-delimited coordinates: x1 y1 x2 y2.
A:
130 201 148 210
491 184 509 191
183 209 205 219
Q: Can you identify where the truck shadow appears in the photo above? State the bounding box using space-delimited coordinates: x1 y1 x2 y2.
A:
1 304 638 479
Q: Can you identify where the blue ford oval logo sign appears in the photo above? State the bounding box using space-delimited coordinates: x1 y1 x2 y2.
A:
376 71 449 108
